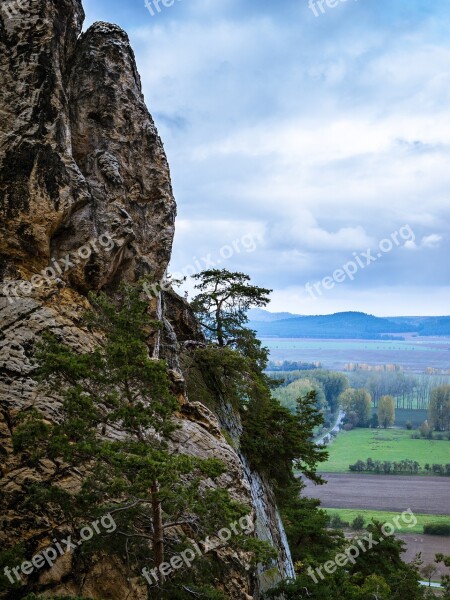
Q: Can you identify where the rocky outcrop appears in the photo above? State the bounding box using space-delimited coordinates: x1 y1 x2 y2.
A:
0 1 294 598
0 1 175 290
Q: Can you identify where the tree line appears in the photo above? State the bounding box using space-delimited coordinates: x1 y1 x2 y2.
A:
349 458 450 476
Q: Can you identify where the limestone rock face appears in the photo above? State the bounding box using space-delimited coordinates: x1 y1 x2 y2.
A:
0 1 175 291
0 1 293 598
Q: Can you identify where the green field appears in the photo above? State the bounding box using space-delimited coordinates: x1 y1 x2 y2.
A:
318 428 450 473
324 508 450 535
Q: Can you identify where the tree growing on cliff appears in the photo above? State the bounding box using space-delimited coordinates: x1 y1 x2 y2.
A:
12 282 270 598
188 270 337 576
191 269 271 348
378 395 395 428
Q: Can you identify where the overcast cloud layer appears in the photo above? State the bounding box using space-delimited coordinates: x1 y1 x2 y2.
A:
84 0 450 316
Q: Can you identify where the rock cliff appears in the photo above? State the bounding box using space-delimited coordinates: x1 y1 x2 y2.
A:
0 1 294 598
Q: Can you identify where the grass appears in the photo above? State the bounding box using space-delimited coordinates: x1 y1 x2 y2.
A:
318 428 450 473
324 508 450 535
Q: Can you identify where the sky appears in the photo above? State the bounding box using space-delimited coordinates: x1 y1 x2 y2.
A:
83 0 450 316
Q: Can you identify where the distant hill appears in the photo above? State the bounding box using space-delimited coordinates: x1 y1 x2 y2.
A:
247 308 300 322
416 316 450 336
248 310 450 339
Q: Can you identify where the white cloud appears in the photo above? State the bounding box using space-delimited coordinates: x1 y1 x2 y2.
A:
421 234 443 248
404 233 443 250
85 0 450 315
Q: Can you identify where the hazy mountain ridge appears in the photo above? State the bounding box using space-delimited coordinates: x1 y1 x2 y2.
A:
248 310 450 338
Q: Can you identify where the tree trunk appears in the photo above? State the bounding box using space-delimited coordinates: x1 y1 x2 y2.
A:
151 481 164 571
216 308 224 347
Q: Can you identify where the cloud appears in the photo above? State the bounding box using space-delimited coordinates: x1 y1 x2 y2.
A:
85 0 450 314
421 234 443 248
404 233 443 250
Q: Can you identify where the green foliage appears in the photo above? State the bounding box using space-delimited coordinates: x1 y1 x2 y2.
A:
272 377 327 414
435 554 450 598
10 281 268 596
358 574 391 599
308 370 348 413
351 515 365 530
349 458 421 475
0 545 25 592
328 514 350 529
191 269 271 348
424 523 450 536
277 480 344 565
340 388 372 427
378 395 395 428
242 391 328 486
348 520 424 599
271 369 348 413
429 385 450 431
268 520 425 599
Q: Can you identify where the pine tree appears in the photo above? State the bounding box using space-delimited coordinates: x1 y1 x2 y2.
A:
12 282 270 598
191 269 271 348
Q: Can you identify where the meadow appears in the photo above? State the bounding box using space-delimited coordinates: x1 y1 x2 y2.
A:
318 428 450 473
324 508 450 535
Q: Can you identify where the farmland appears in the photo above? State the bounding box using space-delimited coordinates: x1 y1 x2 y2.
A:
304 473 450 515
324 508 450 535
263 336 450 372
302 473 450 515
317 429 450 473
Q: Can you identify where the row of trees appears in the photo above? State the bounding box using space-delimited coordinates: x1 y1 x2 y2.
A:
339 388 395 428
339 385 449 431
349 369 450 410
349 459 450 476
349 459 421 474
276 365 450 431
272 369 348 415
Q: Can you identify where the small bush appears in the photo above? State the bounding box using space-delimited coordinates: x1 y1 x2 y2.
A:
405 421 413 430
329 514 350 529
423 523 450 536
352 515 365 530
